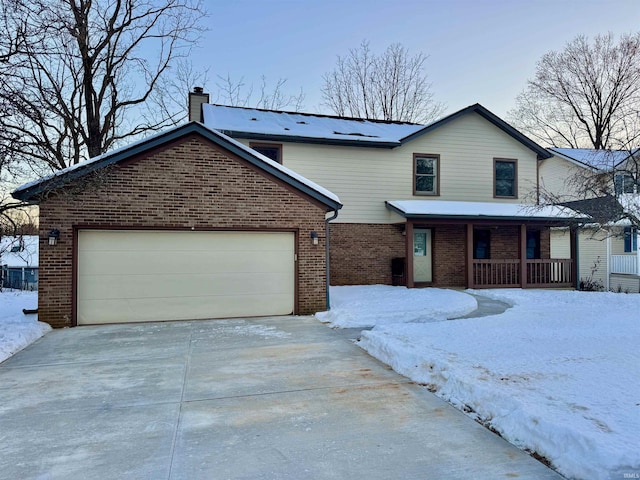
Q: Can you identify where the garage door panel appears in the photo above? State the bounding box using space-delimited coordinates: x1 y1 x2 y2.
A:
78 272 294 300
78 249 293 276
77 230 295 324
78 293 293 324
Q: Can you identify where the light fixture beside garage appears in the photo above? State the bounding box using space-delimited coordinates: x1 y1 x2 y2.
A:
310 231 318 245
48 229 60 246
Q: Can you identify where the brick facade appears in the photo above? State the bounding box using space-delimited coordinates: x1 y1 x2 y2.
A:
38 134 329 328
330 222 554 288
329 223 405 285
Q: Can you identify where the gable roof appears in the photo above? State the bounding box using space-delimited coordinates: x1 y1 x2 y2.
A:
203 104 424 147
203 103 553 159
12 122 342 211
549 147 638 171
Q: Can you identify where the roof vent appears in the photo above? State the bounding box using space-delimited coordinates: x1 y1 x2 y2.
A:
251 117 257 121
296 121 307 125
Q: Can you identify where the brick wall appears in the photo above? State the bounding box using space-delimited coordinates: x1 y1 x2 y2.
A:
38 134 328 328
329 223 405 285
432 225 467 287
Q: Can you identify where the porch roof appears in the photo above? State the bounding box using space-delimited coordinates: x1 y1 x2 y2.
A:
386 200 589 223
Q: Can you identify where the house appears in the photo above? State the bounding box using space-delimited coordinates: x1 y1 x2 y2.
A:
12 123 342 327
194 95 586 291
539 148 640 292
0 235 39 290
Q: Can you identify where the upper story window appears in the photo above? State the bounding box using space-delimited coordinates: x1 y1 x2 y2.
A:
250 143 282 164
614 172 637 194
414 154 439 196
494 158 517 198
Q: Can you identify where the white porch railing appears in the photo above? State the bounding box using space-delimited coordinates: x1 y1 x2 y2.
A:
611 255 638 275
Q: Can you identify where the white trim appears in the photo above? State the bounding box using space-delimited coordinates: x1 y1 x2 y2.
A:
606 235 611 290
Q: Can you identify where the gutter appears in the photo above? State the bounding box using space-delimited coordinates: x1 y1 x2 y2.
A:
325 209 339 309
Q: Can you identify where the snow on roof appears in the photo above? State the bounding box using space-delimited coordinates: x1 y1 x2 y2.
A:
386 200 585 220
549 147 637 170
202 104 424 145
13 122 341 207
0 236 39 267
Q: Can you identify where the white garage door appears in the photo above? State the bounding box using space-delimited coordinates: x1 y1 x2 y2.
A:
77 230 295 325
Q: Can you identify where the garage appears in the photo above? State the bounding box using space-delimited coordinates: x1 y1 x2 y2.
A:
12 122 341 328
77 230 295 325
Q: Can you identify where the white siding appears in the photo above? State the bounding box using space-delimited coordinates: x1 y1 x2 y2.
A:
578 228 608 289
610 274 640 293
550 228 571 259
239 112 540 224
538 156 589 201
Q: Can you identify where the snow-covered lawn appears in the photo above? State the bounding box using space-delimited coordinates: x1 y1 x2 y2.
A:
318 286 640 480
0 290 50 363
316 285 477 328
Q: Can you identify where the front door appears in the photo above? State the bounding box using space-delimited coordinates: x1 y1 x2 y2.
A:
413 229 432 283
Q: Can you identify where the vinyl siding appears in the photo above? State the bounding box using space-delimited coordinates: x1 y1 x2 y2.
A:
538 156 589 201
237 112 540 224
610 274 640 293
550 228 571 259
578 228 608 289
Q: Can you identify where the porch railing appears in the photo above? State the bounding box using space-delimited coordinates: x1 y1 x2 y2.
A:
611 255 638 275
472 259 573 288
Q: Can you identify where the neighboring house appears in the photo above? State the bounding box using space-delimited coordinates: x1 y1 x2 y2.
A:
0 235 39 290
12 123 342 328
540 148 640 292
194 93 585 292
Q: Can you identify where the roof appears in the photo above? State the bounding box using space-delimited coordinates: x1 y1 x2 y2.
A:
12 122 342 211
203 104 424 147
549 147 638 171
0 236 39 268
203 103 553 158
386 200 587 222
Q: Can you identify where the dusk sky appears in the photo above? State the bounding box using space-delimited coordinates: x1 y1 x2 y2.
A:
190 0 640 119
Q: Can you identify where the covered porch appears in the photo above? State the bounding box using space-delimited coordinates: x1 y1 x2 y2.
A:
386 200 584 289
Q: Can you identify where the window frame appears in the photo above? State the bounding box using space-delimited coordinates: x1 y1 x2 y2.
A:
624 226 638 253
473 229 491 260
250 142 283 164
413 153 440 196
494 158 518 199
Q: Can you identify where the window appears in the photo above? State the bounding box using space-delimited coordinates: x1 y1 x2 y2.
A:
250 143 282 164
624 227 638 252
494 159 517 198
614 173 636 194
526 230 541 259
473 229 491 259
414 154 439 195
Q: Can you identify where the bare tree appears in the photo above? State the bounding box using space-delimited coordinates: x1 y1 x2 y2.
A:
322 41 444 123
508 32 640 150
214 74 305 111
0 0 206 175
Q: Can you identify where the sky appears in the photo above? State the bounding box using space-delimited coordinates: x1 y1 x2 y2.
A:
190 0 640 120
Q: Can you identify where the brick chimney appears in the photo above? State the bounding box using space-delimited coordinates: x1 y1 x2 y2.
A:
188 86 209 122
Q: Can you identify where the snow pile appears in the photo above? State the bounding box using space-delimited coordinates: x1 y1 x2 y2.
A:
358 289 640 480
316 285 477 328
0 290 50 363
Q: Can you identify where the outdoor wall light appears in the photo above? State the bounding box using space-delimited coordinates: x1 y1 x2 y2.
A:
48 229 60 246
310 231 319 245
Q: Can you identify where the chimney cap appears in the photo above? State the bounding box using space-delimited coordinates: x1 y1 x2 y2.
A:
193 86 204 94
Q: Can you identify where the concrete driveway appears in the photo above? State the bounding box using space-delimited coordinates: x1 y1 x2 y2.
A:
0 316 562 480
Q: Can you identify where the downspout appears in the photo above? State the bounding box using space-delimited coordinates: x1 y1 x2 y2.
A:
325 209 339 309
574 225 581 291
605 234 611 291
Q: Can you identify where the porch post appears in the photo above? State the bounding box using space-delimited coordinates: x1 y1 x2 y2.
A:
636 230 640 277
406 221 414 288
570 227 578 290
466 223 474 288
520 224 527 288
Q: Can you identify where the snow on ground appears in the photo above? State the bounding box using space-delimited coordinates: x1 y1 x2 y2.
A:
323 286 640 480
0 290 50 363
315 285 477 328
